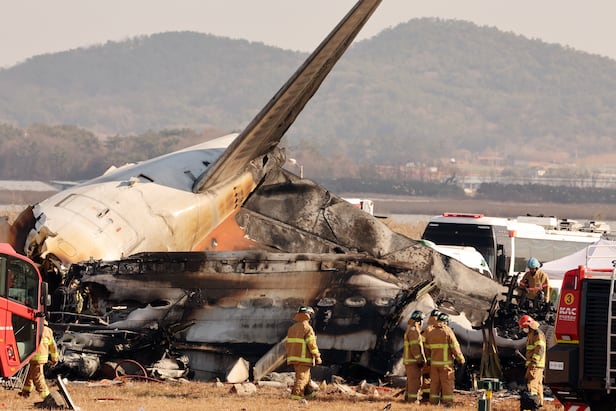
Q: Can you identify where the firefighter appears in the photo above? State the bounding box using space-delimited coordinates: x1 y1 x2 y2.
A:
519 257 550 303
426 308 441 331
519 314 546 409
285 305 322 400
50 278 83 322
424 312 465 407
403 310 427 403
19 320 58 400
420 308 441 397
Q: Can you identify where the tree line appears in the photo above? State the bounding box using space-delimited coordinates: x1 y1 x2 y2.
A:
2 20 616 170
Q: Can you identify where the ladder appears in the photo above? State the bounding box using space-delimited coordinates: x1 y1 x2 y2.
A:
1 363 29 391
583 243 616 392
605 256 616 392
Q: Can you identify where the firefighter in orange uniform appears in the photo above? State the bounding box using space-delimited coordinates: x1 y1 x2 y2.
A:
420 308 441 398
426 308 441 331
519 257 550 303
403 310 427 403
19 320 58 399
519 314 546 408
285 306 322 400
424 312 465 407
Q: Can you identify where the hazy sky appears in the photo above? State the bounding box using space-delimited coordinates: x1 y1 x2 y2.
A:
2 1 616 69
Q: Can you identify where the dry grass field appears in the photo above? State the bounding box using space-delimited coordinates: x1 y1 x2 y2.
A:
2 379 563 411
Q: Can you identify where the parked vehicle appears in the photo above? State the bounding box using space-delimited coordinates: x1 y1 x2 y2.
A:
545 247 616 410
421 213 605 289
0 243 47 378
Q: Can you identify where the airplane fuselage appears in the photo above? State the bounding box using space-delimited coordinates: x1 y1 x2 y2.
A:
25 134 281 264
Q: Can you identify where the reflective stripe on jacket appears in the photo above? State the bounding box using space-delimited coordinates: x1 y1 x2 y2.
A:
424 323 464 366
286 312 320 366
525 328 546 368
31 326 58 364
403 320 426 365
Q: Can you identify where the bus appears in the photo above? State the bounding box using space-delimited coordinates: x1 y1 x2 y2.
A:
0 243 46 377
421 213 604 287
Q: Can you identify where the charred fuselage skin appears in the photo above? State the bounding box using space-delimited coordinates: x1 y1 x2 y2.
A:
63 248 475 376
69 251 428 339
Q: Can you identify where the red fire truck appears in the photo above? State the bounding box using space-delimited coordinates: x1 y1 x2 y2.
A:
545 255 616 411
0 243 47 377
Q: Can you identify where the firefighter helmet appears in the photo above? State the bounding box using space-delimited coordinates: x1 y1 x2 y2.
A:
298 306 315 316
430 309 441 318
437 312 449 323
527 257 540 269
518 314 533 328
410 310 425 322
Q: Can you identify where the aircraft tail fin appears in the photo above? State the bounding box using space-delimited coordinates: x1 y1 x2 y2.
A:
193 0 382 193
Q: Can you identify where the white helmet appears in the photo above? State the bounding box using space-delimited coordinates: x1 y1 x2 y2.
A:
298 306 315 316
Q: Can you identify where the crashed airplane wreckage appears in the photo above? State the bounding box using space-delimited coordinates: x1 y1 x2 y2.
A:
1 0 526 382
53 169 507 380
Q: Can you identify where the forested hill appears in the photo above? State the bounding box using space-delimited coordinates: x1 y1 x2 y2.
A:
2 18 616 181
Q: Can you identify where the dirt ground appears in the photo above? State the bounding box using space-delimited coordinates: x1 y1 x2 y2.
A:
2 379 564 411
